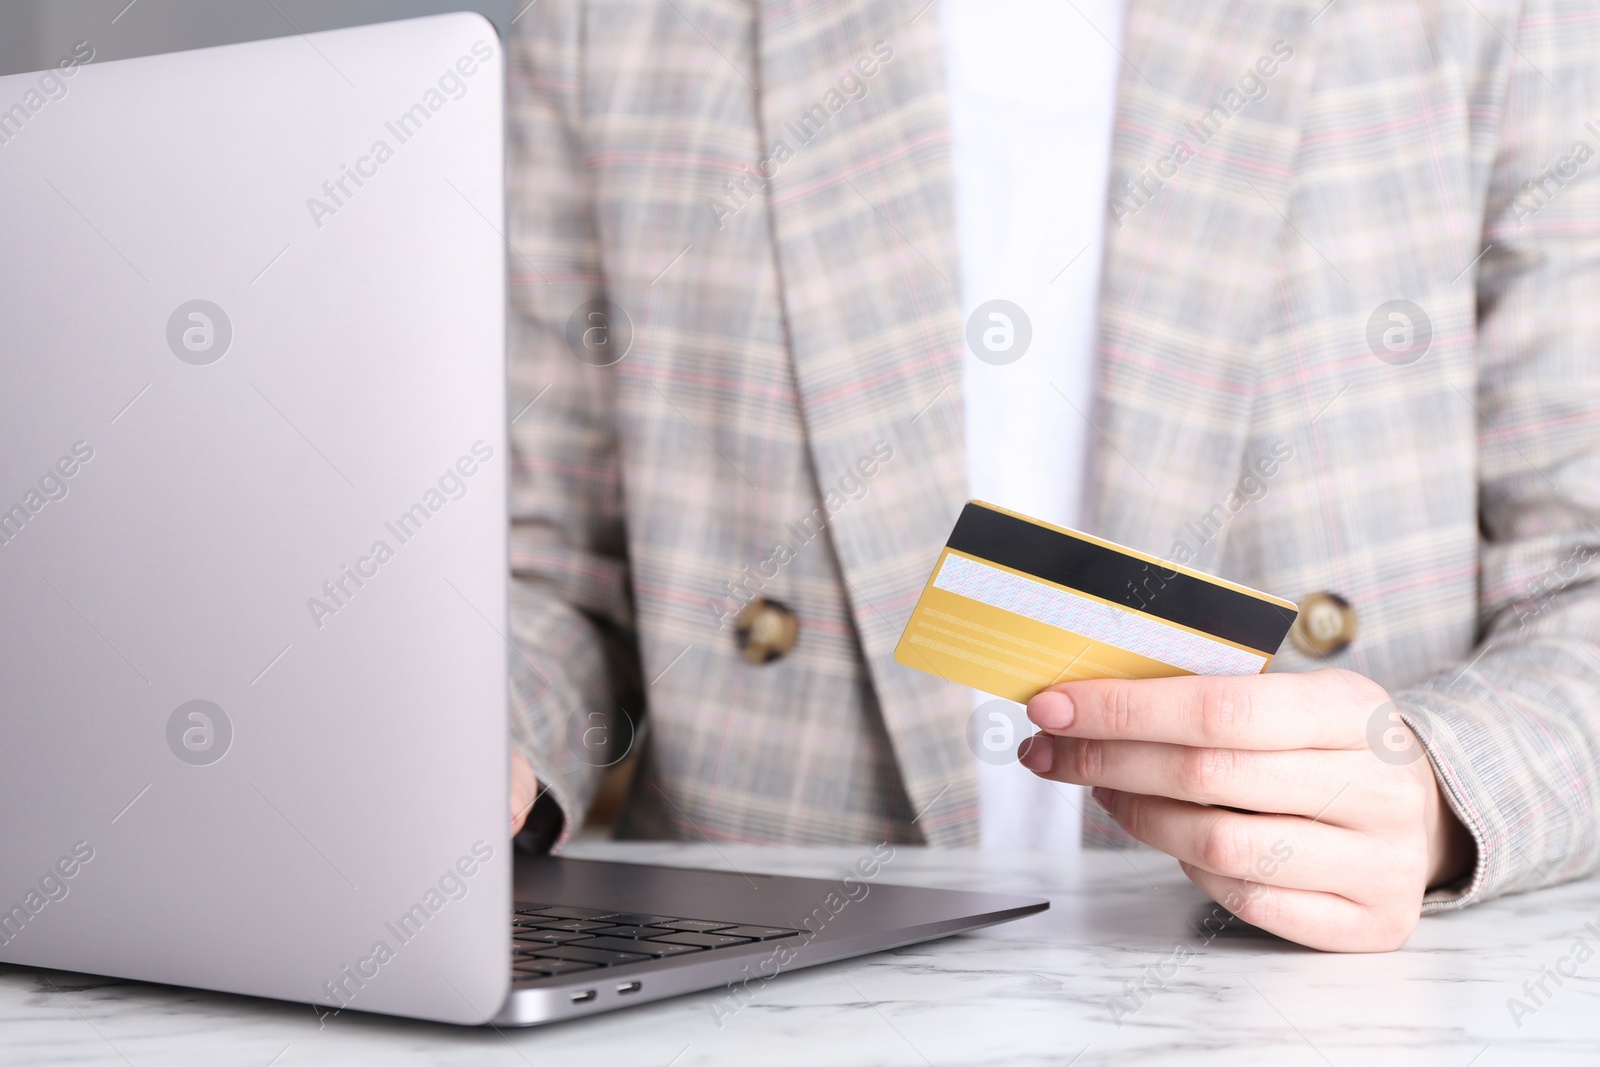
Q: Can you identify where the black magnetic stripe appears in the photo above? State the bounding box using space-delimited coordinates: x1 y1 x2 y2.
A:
944 504 1296 654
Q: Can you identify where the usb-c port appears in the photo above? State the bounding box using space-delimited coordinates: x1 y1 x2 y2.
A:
616 981 642 995
570 989 597 1003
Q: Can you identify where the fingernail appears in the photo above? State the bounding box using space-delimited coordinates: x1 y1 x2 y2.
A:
1092 786 1116 811
1028 690 1076 731
1017 734 1054 774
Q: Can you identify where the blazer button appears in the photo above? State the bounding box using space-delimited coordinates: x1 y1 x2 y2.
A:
1291 591 1358 657
734 599 798 664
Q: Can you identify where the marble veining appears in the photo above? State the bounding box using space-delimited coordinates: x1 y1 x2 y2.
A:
2 841 1596 1065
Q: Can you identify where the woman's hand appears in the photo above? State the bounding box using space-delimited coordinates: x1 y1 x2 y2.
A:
1018 668 1476 951
511 749 540 835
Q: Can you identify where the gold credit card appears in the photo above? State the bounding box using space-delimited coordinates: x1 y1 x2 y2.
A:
894 502 1300 703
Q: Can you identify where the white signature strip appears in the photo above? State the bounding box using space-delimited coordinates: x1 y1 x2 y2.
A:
932 553 1266 677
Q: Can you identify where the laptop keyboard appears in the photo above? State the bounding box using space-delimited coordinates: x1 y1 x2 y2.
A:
510 904 801 982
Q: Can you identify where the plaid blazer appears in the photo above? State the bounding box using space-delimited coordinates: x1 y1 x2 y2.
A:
506 0 1600 912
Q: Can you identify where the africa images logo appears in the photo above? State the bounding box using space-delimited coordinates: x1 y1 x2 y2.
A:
965 300 1032 366
166 300 233 365
317 841 494 1018
304 40 496 230
304 441 494 630
0 441 94 549
165 700 233 767
0 41 95 148
0 842 95 947
1366 299 1432 366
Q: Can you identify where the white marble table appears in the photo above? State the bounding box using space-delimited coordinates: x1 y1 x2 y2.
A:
3 840 1597 1065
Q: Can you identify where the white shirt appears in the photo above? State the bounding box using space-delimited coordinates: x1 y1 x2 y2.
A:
941 0 1126 850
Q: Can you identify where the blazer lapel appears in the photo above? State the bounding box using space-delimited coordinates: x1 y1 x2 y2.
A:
753 1 975 844
751 0 1321 844
1089 0 1322 570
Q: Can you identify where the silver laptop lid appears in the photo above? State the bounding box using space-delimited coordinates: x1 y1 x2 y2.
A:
0 14 509 1025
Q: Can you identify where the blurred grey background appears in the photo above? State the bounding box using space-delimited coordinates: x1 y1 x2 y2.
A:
0 0 517 77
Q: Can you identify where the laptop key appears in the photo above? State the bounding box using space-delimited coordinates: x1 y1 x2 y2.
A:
512 930 589 945
650 931 754 949
512 904 552 913
716 926 802 941
527 906 615 920
531 945 653 966
658 919 736 932
581 936 703 957
598 913 681 926
533 919 615 933
513 958 600 977
513 942 573 956
597 926 681 939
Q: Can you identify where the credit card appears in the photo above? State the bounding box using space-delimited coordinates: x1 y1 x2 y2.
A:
894 501 1299 703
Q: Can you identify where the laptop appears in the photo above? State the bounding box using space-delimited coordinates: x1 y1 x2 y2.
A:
0 14 1046 1026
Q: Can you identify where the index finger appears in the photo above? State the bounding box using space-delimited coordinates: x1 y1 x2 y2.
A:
1024 670 1378 751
